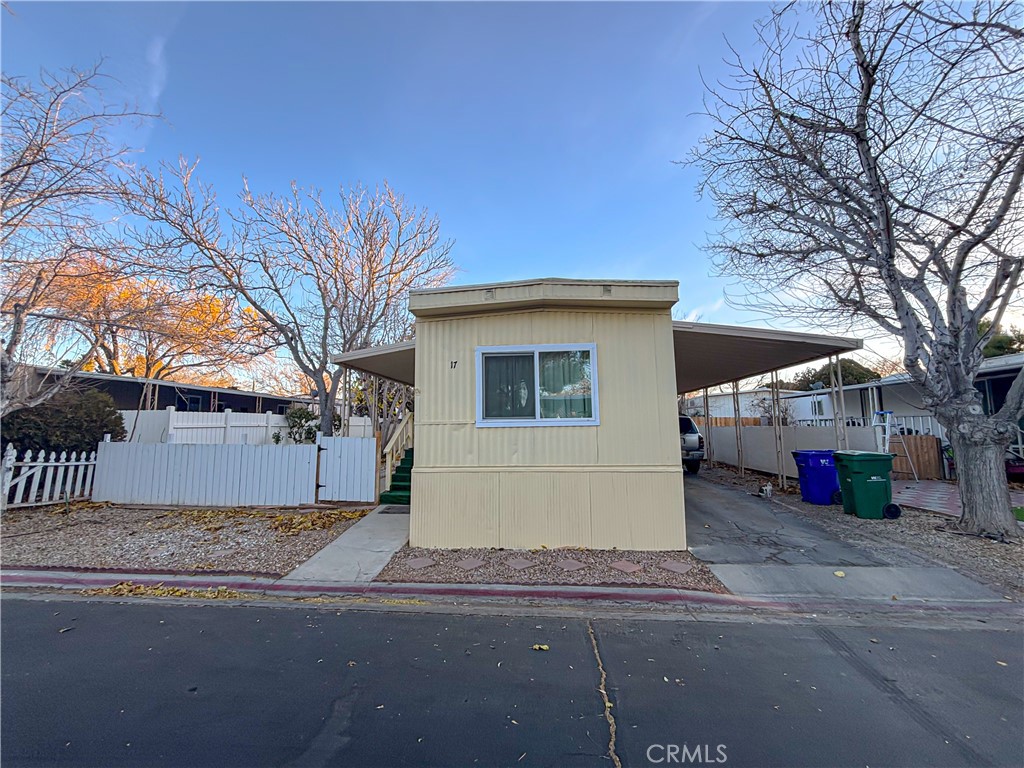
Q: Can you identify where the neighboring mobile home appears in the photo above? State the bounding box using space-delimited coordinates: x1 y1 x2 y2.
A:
335 278 860 551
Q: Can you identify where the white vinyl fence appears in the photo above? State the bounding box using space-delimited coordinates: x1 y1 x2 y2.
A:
119 407 375 445
319 436 377 502
708 425 878 478
2 444 97 509
92 443 318 506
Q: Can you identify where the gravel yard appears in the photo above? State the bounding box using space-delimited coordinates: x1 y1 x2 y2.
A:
1 503 371 576
375 546 728 592
700 464 1024 598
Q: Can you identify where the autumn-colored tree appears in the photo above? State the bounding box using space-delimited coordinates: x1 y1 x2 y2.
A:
1 64 151 416
6 253 265 389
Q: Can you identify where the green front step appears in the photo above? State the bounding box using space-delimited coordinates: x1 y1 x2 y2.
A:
382 448 414 505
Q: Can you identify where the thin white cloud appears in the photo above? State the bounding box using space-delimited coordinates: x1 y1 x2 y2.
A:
681 296 724 322
146 36 168 106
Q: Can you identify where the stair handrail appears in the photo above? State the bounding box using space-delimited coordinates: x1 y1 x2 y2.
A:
383 412 414 492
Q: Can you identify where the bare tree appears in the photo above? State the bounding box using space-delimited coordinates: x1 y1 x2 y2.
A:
692 0 1023 538
1 65 151 416
124 161 455 434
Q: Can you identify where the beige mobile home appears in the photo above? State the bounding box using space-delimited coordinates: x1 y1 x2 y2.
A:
334 278 860 551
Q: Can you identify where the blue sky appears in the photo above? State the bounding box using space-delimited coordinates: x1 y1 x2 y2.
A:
4 1 777 327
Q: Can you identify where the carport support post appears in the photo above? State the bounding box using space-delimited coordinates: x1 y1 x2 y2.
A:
835 357 848 449
702 387 714 464
771 370 787 490
828 356 849 450
732 381 744 476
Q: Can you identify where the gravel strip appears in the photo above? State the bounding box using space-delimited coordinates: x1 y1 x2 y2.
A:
1 503 372 576
375 546 728 593
700 464 1024 598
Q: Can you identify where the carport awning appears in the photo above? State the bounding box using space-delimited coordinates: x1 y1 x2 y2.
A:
332 323 861 392
671 321 861 393
332 340 417 386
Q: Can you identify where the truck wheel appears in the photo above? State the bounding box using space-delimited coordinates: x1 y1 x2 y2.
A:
685 460 701 474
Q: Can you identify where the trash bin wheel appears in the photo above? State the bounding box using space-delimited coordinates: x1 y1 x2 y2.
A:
882 503 902 520
831 489 843 506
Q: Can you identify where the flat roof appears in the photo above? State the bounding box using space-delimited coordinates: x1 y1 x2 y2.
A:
333 321 862 392
32 367 307 401
409 278 679 318
780 351 1023 397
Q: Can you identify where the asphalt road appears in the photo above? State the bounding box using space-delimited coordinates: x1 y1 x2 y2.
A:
2 597 1021 768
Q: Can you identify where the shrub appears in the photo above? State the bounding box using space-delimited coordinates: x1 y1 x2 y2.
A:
1 389 126 456
283 406 318 444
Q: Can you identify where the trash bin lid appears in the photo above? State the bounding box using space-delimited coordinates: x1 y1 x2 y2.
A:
833 450 896 466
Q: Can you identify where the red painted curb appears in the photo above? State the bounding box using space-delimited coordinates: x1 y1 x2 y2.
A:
2 570 1017 616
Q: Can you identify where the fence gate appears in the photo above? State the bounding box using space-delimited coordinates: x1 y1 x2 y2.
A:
318 436 377 503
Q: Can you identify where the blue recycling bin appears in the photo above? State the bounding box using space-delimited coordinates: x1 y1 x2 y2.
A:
791 450 841 505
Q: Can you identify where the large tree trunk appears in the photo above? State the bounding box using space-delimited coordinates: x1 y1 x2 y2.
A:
945 420 1018 540
318 388 334 436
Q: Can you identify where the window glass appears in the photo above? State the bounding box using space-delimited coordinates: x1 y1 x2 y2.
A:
483 354 536 419
539 350 592 419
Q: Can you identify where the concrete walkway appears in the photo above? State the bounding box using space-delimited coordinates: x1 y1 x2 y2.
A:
685 476 1001 602
278 507 409 584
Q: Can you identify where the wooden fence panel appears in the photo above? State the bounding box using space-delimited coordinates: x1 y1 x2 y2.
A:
694 416 762 428
319 436 377 502
92 443 317 506
891 434 943 480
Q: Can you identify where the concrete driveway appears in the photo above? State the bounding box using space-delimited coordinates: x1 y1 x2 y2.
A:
684 476 1001 603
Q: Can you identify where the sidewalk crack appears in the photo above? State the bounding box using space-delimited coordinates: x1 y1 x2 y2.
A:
587 620 622 768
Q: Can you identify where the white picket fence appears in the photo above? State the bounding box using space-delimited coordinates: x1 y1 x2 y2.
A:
2 444 98 509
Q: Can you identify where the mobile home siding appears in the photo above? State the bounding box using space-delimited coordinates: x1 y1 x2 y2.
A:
411 307 686 550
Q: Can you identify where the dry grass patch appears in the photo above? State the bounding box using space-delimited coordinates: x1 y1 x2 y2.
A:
80 581 248 600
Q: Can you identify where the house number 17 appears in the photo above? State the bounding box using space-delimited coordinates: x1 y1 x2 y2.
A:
450 360 458 369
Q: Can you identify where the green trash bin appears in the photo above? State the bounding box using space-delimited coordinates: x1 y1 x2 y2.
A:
833 451 902 519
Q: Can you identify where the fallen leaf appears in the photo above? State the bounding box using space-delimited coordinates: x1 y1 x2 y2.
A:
531 644 550 651
833 570 846 578
869 639 879 644
347 661 357 667
996 661 1008 667
58 627 75 633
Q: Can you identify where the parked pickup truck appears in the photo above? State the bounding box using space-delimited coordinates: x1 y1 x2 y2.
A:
679 416 705 474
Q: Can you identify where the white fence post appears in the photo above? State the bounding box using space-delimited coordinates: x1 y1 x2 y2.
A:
2 444 16 505
265 411 275 444
222 408 232 444
166 406 177 443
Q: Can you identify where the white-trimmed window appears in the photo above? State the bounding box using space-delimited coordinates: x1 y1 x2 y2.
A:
476 344 599 427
